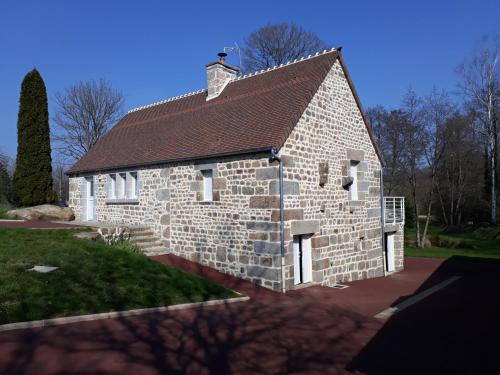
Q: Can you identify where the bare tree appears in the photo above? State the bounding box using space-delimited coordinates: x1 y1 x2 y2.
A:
52 158 70 205
53 79 124 161
457 35 500 224
399 89 426 246
435 111 483 226
0 152 13 204
242 23 328 72
367 106 407 196
419 89 453 244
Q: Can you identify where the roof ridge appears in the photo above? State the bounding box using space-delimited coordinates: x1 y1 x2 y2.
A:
234 47 337 81
128 89 207 113
127 47 337 114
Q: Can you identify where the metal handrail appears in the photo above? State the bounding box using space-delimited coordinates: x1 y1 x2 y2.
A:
384 197 405 225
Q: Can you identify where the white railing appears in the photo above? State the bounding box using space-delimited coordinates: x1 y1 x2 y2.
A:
384 197 405 225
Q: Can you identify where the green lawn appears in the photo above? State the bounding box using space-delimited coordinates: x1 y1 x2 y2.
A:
0 228 237 324
405 224 500 259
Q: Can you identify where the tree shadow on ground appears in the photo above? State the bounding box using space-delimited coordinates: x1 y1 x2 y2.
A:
347 256 500 375
0 261 379 375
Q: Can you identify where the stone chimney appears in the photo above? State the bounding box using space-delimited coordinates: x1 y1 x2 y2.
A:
206 52 239 100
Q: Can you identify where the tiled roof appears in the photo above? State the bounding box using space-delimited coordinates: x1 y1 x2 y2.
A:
68 49 348 174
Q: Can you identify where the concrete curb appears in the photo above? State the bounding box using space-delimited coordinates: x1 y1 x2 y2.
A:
374 276 461 320
0 295 250 332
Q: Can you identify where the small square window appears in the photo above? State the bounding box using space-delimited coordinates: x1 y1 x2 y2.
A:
201 169 213 202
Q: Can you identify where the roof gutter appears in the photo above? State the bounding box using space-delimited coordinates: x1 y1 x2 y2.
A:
66 147 275 176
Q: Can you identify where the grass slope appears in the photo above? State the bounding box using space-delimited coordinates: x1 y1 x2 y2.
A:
0 228 237 324
405 224 500 259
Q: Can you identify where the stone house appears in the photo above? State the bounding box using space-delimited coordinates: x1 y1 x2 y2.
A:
67 48 405 291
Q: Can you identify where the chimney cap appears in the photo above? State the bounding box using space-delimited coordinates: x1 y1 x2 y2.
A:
206 53 240 71
217 52 227 62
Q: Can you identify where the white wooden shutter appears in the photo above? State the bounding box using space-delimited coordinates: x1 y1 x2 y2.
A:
125 173 132 198
135 172 140 198
293 237 301 285
105 175 111 198
136 174 143 197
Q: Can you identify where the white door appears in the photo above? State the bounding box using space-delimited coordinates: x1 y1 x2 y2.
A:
86 177 95 221
293 235 313 285
386 233 395 272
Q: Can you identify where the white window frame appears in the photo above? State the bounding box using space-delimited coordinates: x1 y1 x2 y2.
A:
201 169 213 202
349 161 358 200
106 171 140 203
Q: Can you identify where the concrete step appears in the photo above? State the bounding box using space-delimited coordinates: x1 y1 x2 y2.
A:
136 241 164 250
129 235 158 243
130 230 154 237
142 246 168 255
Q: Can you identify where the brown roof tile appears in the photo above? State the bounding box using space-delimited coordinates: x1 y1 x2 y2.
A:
68 50 360 174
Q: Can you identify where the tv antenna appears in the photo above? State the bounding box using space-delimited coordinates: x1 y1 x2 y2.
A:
224 42 242 72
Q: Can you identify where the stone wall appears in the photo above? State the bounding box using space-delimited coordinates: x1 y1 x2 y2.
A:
68 168 170 243
274 59 388 289
68 59 404 291
69 154 285 291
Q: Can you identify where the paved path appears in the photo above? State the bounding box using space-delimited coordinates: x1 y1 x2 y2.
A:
0 255 498 374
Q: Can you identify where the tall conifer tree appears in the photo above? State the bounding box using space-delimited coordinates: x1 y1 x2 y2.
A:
13 69 55 206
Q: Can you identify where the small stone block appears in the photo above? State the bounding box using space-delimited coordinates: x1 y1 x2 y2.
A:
155 189 170 201
249 196 280 209
269 181 300 195
254 241 281 255
311 235 330 248
271 209 303 222
256 167 279 180
28 265 59 273
347 149 365 161
213 178 226 190
290 220 320 235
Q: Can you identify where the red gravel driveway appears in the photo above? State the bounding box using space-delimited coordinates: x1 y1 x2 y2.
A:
0 255 498 374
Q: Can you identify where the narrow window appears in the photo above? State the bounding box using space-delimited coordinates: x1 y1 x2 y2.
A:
127 172 138 198
202 169 213 201
349 161 358 200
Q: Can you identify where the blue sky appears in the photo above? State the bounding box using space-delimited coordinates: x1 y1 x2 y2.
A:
0 0 498 158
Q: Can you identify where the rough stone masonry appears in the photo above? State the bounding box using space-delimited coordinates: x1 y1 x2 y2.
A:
69 58 404 291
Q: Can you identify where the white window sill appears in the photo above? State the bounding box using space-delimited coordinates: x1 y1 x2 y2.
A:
105 198 139 205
